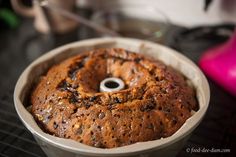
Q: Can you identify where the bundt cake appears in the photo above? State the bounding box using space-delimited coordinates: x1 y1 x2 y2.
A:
31 48 198 148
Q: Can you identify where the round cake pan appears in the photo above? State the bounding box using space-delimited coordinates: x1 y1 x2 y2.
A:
14 37 210 157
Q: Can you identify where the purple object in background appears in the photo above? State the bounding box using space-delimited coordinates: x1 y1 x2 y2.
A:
199 29 236 97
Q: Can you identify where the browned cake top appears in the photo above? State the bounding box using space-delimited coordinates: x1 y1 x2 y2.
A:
31 48 198 148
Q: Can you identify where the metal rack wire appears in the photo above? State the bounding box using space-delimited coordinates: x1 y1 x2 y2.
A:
0 92 46 157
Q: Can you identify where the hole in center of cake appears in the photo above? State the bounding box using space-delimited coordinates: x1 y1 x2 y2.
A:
104 81 119 89
100 77 125 92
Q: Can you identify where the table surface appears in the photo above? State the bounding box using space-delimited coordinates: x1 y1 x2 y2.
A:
0 18 235 157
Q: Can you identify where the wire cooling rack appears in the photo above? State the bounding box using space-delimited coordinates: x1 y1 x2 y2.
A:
0 90 46 157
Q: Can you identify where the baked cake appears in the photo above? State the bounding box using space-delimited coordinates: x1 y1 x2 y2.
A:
31 48 198 148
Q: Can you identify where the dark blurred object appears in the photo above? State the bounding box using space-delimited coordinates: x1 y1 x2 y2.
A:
0 0 20 30
0 0 13 8
204 0 213 11
169 24 235 61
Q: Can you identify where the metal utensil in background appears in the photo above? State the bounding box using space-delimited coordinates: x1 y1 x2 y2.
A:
38 0 120 37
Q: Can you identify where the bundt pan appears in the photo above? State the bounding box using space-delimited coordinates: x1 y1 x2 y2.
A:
14 38 210 157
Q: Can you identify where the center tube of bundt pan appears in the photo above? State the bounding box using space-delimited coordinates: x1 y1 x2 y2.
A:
100 77 125 92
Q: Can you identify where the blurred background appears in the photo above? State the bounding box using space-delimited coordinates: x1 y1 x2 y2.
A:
0 0 235 157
